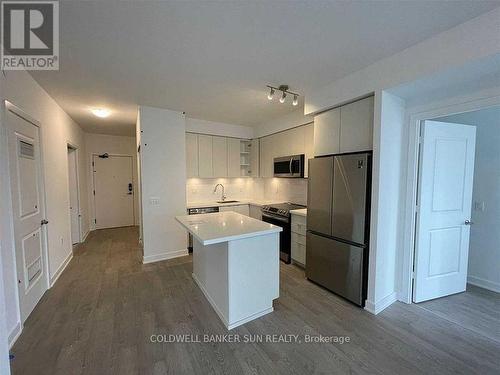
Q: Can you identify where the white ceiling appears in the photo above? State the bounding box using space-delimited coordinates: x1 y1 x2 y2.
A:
30 0 500 136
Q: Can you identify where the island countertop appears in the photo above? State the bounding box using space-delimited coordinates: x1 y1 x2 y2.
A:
176 211 282 246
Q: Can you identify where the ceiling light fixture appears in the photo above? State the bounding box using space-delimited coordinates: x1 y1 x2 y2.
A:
267 87 275 100
91 108 111 118
266 85 299 106
279 91 287 104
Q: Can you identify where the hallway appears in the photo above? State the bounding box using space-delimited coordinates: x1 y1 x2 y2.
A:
9 227 500 375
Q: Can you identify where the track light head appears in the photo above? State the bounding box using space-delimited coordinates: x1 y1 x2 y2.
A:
267 87 275 100
292 94 298 106
279 91 287 103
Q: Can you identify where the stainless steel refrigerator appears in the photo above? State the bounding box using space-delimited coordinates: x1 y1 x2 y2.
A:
306 152 371 306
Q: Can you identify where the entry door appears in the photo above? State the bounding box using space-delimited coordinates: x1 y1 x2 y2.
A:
6 105 49 323
68 148 80 244
93 155 134 229
414 120 476 303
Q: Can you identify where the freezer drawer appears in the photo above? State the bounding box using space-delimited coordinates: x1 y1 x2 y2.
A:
306 232 367 306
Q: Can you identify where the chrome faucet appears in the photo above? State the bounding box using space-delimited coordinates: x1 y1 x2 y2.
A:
213 183 226 202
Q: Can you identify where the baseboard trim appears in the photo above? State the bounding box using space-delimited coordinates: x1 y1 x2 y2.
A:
8 321 22 348
81 229 90 243
142 249 188 264
468 275 500 293
50 251 73 287
364 292 398 315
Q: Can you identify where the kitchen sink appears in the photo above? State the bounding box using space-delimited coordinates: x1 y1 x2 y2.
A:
217 200 239 203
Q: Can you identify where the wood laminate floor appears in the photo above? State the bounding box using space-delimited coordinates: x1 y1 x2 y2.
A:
9 227 500 375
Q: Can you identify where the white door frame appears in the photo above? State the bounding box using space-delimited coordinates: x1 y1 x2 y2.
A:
91 153 135 228
400 93 500 303
67 143 82 244
4 101 51 294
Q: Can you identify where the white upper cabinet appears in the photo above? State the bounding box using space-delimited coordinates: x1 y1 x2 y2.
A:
339 96 374 153
259 135 274 178
212 136 228 177
249 138 260 177
314 107 340 156
303 123 314 177
198 135 213 178
227 137 241 177
186 133 199 178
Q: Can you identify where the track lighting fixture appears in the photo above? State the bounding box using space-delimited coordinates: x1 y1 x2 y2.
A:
279 91 287 103
266 85 299 106
267 87 275 100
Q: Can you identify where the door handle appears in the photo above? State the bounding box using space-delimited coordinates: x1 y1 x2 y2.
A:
41 219 49 226
289 158 293 175
464 220 474 225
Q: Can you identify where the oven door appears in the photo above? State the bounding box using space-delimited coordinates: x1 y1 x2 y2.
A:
262 212 291 264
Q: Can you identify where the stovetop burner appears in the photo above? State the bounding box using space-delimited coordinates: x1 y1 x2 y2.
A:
262 202 306 218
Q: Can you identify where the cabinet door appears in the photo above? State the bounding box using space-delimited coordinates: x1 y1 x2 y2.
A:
314 107 340 156
288 126 305 155
249 138 260 177
259 135 273 178
249 204 262 220
185 133 198 177
339 96 374 153
303 123 314 177
198 135 213 178
227 138 241 177
212 136 228 177
236 204 250 216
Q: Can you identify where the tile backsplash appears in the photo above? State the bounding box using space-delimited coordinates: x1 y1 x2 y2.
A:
186 177 307 205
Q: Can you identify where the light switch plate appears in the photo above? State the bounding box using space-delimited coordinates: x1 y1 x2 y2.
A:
474 201 485 211
149 197 160 206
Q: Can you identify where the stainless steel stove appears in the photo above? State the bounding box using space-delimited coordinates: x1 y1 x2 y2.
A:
261 202 306 263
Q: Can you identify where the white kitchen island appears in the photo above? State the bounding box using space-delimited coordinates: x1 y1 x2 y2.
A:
175 211 282 330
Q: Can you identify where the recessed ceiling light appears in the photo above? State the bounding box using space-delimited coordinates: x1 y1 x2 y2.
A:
91 108 111 118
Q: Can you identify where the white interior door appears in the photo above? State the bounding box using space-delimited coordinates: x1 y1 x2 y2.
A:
6 106 49 323
93 155 134 229
67 147 80 244
414 120 476 303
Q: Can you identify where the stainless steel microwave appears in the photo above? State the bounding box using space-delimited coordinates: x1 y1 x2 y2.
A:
273 154 305 178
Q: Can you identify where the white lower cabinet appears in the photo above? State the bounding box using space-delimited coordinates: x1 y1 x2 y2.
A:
291 213 307 266
249 204 262 220
219 204 250 216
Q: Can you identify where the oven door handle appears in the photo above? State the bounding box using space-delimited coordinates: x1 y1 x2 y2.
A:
289 158 293 175
262 212 289 223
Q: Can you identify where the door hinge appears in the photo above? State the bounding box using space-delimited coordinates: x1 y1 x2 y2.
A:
94 219 97 224
92 161 94 167
93 190 95 195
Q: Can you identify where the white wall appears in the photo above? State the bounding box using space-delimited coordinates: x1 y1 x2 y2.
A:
0 70 88 344
0 243 11 375
254 108 313 138
305 7 500 115
139 106 187 263
437 107 500 292
85 133 139 230
365 91 406 313
186 118 253 139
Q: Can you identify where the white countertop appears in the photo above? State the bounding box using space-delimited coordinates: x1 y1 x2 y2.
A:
290 208 307 217
186 199 281 209
176 211 282 245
